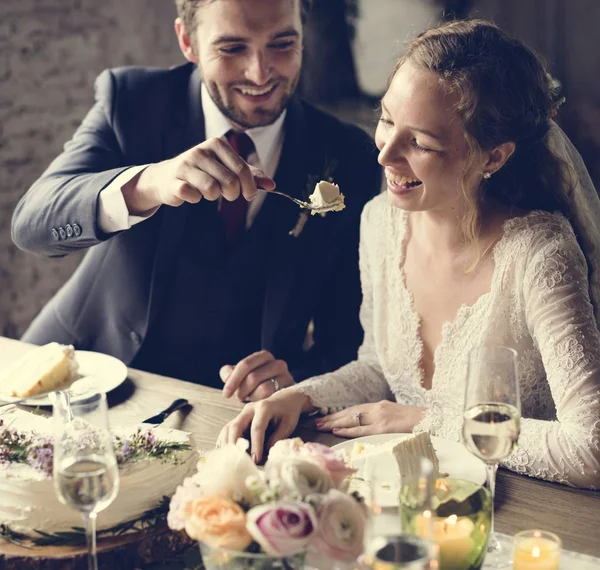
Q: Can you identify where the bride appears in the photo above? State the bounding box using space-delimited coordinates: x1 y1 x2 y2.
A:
218 20 600 489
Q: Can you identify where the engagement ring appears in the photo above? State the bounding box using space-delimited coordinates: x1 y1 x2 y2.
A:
355 411 362 426
270 378 280 392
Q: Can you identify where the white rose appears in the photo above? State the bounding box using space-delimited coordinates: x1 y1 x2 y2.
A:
267 438 305 462
265 457 333 500
192 439 261 505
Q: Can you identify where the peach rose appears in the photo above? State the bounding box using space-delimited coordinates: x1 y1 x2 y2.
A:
184 495 252 551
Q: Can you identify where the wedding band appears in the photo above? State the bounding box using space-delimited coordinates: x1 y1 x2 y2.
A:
355 411 362 426
270 378 280 392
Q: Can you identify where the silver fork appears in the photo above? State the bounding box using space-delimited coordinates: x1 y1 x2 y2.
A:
261 189 335 213
0 392 51 407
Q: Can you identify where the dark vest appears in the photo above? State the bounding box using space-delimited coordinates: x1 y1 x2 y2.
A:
131 201 268 387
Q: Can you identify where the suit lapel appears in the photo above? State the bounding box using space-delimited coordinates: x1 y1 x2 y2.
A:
147 66 207 328
146 81 317 349
260 98 314 347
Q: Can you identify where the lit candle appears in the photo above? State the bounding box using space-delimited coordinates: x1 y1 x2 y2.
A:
436 515 476 570
416 513 475 570
513 530 561 570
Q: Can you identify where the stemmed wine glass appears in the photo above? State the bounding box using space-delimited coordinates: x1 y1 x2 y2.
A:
462 345 521 568
53 392 120 570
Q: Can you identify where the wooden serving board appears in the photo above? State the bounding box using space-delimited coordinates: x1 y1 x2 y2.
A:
0 523 193 570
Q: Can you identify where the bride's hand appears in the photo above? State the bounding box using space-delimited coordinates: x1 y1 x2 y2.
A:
315 400 427 437
217 390 311 463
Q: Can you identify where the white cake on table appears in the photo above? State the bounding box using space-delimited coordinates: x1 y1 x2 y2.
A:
0 407 197 537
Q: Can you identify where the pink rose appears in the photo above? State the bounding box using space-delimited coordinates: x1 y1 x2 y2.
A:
246 501 317 556
311 490 368 563
300 443 355 487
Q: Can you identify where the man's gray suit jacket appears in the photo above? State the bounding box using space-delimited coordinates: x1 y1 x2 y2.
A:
12 62 382 383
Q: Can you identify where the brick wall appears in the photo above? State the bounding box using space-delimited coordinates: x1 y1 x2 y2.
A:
0 0 182 338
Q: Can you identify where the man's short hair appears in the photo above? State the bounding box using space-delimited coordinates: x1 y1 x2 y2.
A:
175 0 312 40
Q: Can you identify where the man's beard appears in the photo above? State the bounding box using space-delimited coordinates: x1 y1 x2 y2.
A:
206 76 299 129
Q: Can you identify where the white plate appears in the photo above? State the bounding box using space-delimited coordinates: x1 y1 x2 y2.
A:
331 433 487 507
0 350 128 406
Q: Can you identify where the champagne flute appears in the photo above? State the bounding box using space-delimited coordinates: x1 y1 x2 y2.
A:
462 346 521 568
53 391 120 570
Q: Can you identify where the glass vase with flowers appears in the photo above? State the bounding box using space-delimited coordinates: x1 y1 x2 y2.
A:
168 438 369 570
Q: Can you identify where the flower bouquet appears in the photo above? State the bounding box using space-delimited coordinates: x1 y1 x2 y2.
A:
167 438 368 570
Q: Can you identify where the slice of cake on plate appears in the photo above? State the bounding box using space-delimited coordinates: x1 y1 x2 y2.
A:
344 432 441 485
0 342 79 397
392 431 440 479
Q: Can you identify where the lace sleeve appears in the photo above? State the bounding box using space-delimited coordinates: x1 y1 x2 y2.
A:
292 201 393 411
504 219 600 488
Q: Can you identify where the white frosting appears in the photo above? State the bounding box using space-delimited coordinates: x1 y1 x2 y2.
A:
0 342 79 397
392 432 440 479
308 180 345 214
344 433 440 477
0 407 197 535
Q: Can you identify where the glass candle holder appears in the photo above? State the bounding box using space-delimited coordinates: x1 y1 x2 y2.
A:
400 478 492 570
512 530 561 570
372 535 435 570
199 542 306 570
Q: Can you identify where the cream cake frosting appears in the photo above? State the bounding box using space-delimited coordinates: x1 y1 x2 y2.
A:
0 342 79 397
308 180 345 214
0 407 197 536
345 432 440 479
392 431 440 479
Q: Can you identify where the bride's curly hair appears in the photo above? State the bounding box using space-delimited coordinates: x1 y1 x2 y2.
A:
394 19 576 266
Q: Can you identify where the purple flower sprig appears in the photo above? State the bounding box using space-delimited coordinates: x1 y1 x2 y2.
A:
0 422 190 476
24 435 54 476
0 419 29 466
113 428 190 466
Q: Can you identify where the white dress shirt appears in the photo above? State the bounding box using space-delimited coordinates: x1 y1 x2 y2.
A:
98 83 286 233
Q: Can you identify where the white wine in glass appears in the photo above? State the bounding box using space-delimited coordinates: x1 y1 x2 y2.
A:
53 392 119 570
463 346 521 568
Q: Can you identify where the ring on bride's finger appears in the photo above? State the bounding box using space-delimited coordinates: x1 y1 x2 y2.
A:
270 378 280 392
355 411 362 426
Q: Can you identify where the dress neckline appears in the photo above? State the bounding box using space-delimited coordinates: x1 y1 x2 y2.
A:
394 209 516 392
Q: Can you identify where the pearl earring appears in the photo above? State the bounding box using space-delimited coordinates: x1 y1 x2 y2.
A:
483 172 492 179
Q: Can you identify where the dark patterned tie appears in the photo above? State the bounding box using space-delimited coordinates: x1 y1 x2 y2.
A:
220 130 255 244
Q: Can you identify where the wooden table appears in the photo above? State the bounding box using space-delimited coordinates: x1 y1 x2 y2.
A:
1 336 600 559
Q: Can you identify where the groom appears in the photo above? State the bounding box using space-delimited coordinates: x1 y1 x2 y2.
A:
11 0 381 399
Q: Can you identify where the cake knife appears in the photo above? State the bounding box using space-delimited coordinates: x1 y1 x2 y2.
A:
142 398 190 425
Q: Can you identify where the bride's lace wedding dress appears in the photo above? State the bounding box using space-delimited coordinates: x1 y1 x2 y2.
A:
295 193 600 488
